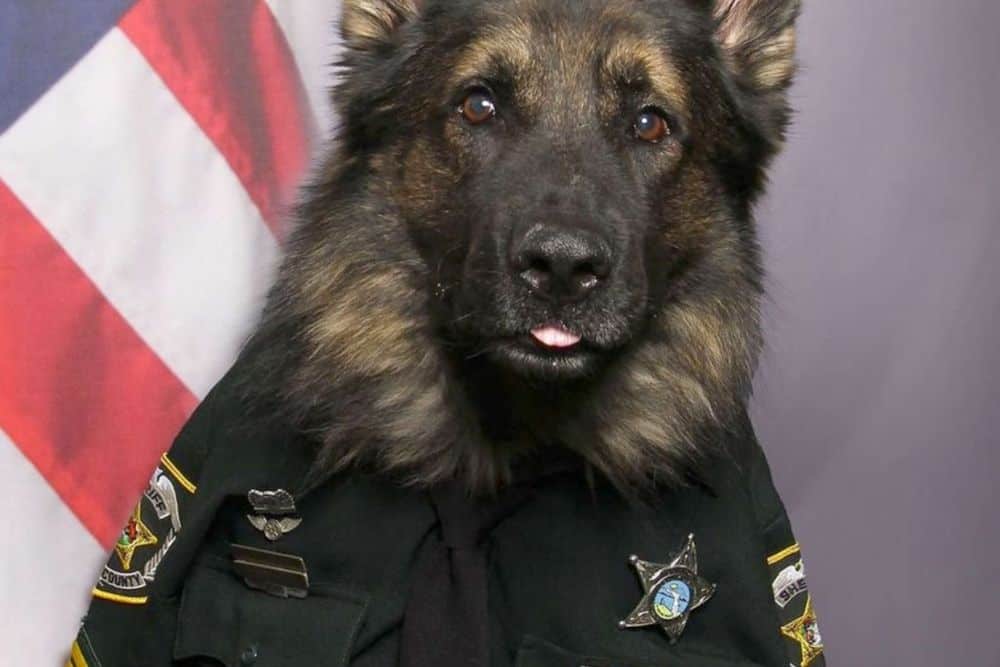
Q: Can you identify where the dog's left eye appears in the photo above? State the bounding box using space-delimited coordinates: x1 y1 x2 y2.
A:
460 89 496 125
633 108 670 143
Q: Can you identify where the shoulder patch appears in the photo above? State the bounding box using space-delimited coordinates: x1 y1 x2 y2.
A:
92 457 195 604
780 595 824 667
767 543 825 667
772 558 808 608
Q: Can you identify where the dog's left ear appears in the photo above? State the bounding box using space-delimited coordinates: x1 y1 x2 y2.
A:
341 0 423 51
712 0 801 140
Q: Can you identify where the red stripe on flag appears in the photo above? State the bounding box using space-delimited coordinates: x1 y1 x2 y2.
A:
0 182 199 547
119 0 314 239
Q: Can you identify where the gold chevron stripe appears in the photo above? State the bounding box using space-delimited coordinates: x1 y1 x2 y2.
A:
69 639 88 667
92 588 148 605
160 452 196 493
766 542 801 565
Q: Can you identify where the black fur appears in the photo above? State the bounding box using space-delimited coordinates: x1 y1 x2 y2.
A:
235 0 800 496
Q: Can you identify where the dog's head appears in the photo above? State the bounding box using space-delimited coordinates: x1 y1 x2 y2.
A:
336 0 797 380
241 0 799 493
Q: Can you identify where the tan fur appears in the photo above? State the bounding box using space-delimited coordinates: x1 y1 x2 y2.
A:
559 259 761 490
239 0 793 497
754 25 796 89
272 199 761 494
602 35 689 110
452 4 690 123
714 0 800 91
450 19 536 88
341 0 420 47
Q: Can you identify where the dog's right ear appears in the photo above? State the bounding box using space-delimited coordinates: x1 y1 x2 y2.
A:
341 0 423 50
712 0 800 93
710 0 801 147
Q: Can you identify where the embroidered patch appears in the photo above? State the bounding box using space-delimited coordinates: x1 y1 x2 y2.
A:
93 459 191 604
781 595 824 667
767 540 825 666
772 559 808 608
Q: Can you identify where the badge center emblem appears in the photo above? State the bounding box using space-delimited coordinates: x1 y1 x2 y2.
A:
652 576 692 621
113 505 158 571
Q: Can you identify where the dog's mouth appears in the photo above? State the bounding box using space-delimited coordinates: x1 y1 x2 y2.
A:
529 323 582 349
486 322 605 380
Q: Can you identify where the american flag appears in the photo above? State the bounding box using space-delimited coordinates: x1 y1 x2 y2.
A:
0 2 342 663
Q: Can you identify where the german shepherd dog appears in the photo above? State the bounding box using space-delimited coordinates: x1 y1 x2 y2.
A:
239 0 800 497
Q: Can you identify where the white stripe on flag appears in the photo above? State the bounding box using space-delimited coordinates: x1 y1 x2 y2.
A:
0 430 105 666
0 28 280 399
265 0 343 144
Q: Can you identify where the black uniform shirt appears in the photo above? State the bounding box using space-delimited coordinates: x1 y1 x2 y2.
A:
67 364 826 667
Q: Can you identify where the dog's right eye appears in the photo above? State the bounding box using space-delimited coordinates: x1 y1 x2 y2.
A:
633 107 671 143
459 89 496 125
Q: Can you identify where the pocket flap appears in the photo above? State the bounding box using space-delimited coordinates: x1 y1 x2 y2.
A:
175 564 369 667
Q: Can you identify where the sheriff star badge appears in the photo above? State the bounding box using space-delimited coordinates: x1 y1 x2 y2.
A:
618 533 716 643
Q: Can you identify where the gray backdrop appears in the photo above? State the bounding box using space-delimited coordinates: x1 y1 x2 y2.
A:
750 1 1000 664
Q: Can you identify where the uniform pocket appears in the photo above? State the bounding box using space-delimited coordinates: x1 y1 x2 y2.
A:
515 635 768 667
173 562 369 667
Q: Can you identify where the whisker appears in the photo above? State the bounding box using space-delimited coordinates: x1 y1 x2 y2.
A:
463 345 493 361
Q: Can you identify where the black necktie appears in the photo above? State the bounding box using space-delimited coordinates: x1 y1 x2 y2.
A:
399 481 529 667
399 450 583 666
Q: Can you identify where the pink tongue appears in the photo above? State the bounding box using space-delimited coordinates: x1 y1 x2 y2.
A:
530 324 582 349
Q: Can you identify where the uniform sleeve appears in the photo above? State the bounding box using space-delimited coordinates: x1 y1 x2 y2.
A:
744 425 827 667
66 368 235 667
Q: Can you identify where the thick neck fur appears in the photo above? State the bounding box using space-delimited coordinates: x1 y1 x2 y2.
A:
236 149 763 497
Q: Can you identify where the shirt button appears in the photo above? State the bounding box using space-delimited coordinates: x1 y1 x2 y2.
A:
240 644 259 664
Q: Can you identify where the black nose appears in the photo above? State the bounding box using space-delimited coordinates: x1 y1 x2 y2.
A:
511 225 612 302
